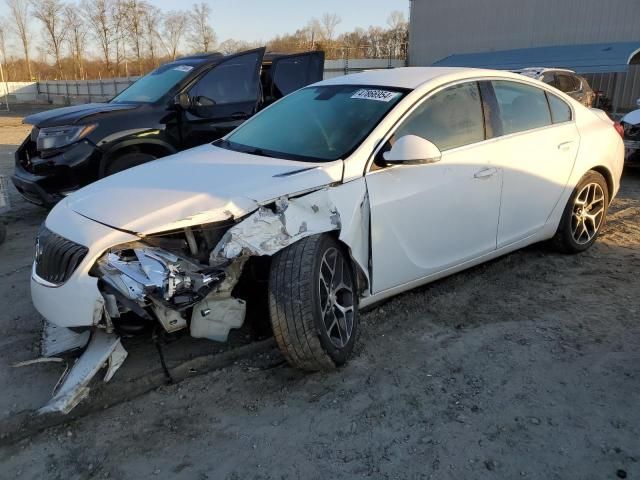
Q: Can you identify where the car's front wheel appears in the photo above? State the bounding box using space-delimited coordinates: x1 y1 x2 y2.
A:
268 234 359 371
552 170 609 253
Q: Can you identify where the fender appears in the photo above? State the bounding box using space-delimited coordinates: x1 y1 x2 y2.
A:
98 138 178 178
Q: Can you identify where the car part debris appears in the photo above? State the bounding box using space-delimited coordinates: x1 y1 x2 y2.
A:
190 296 246 341
41 320 91 357
39 330 127 415
12 357 64 367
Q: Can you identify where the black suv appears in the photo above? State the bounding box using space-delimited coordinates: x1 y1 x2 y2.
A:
12 48 324 206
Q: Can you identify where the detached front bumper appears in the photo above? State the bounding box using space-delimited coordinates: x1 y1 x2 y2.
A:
12 138 101 207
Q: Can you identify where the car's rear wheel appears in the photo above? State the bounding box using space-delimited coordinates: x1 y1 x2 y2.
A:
105 152 156 176
268 234 359 371
552 170 609 253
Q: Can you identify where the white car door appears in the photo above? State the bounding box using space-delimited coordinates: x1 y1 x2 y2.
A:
366 81 502 293
489 81 580 247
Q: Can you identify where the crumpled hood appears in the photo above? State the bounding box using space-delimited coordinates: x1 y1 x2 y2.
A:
64 144 344 235
24 103 139 128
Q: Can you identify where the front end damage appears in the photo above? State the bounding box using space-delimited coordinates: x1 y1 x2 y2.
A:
34 182 370 414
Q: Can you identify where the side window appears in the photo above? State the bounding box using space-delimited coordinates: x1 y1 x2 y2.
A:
394 82 485 151
546 92 572 123
189 51 261 105
492 80 552 135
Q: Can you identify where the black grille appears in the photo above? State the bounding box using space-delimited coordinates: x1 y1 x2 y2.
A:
34 227 88 285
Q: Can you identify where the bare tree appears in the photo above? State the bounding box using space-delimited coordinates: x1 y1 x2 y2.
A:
6 0 32 79
32 0 67 79
84 0 113 74
0 22 8 67
386 11 408 58
143 4 162 67
320 13 341 43
111 0 128 76
188 2 216 53
123 0 147 75
65 5 88 79
217 38 259 55
162 11 188 60
387 11 406 31
304 18 322 50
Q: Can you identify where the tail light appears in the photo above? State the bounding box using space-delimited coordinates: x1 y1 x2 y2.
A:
614 122 624 139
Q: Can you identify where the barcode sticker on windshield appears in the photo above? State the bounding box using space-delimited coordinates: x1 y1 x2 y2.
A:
173 65 193 72
351 89 399 102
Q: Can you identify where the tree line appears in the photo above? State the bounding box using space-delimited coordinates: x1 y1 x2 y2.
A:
0 0 408 82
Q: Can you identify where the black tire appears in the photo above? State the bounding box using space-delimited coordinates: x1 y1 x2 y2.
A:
105 152 156 176
551 170 609 253
269 234 359 371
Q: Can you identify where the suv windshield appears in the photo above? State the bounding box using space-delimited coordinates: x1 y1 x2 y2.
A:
111 63 197 104
221 85 406 161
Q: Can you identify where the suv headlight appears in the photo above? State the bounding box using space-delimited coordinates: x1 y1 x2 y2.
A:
36 124 97 151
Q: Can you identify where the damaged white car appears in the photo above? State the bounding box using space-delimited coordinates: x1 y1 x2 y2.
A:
31 67 624 413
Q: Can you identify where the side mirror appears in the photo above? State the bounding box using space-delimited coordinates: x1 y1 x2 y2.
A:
636 97 640 108
382 135 442 165
194 95 216 107
174 92 192 110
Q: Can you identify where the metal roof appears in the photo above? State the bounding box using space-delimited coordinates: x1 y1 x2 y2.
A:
432 42 640 74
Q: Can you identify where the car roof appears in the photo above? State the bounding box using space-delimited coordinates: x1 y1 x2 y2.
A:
316 67 534 90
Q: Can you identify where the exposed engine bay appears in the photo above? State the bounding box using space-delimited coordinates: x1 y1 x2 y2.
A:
95 219 247 341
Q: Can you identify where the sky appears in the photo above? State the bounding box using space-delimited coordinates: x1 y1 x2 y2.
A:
153 0 410 42
0 0 410 47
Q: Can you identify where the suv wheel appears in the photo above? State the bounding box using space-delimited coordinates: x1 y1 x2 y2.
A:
105 152 156 176
268 234 359 371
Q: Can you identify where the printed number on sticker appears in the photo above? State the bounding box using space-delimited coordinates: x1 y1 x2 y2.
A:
351 89 399 102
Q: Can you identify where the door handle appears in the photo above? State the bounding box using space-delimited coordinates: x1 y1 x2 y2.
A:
230 112 248 120
558 141 574 151
474 167 498 179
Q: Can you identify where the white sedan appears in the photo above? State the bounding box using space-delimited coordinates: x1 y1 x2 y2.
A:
31 67 624 412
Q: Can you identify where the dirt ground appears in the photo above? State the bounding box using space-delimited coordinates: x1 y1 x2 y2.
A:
0 111 639 479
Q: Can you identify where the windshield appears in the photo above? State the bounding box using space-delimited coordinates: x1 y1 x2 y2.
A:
221 85 406 161
111 63 197 104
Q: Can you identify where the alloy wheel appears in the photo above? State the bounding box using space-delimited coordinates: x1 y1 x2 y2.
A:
571 182 605 245
318 247 355 349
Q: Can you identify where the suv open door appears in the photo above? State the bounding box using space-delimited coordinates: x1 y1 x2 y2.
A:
181 47 266 148
263 51 325 105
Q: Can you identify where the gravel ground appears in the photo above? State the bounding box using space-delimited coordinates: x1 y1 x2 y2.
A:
0 111 639 479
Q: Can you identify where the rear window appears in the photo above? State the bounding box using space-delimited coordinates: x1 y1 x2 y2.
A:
546 92 572 124
492 81 552 135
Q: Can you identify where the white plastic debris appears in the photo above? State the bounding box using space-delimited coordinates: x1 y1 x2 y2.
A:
39 330 126 415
